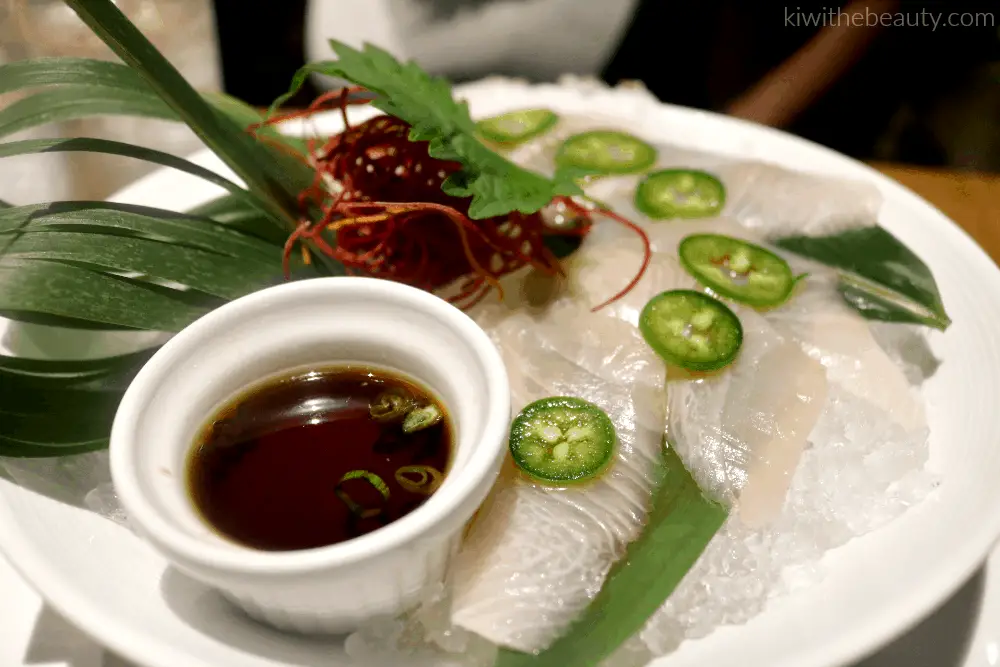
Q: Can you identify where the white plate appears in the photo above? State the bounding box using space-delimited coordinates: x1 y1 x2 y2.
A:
0 546 994 667
2 78 1000 667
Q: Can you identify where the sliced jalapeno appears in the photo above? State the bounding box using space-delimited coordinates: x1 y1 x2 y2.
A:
509 396 616 483
679 234 797 308
635 169 725 219
477 108 559 146
555 130 657 175
639 290 743 371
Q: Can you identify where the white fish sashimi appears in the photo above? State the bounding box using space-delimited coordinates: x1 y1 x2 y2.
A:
669 306 829 528
451 216 831 652
721 161 883 238
763 269 927 432
449 314 665 652
451 235 678 652
423 119 929 658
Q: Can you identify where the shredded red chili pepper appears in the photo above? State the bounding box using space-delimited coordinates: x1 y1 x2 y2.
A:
250 87 649 311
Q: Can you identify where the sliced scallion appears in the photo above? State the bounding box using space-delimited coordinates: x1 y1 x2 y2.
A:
395 465 444 495
403 403 443 433
335 469 390 519
370 387 414 423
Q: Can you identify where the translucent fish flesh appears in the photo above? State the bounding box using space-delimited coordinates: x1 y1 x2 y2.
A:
450 217 831 651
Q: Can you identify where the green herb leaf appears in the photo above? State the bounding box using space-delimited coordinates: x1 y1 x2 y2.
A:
0 201 281 261
201 91 310 157
772 226 951 330
0 350 158 456
181 195 319 280
184 194 286 244
61 0 327 248
0 57 309 161
496 443 727 667
272 41 583 219
4 231 282 300
0 437 110 458
0 86 176 140
0 348 155 383
0 137 247 197
0 258 212 330
2 408 118 446
0 56 148 95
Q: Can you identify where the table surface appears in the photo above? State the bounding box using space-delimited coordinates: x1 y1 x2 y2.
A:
869 162 1000 260
0 163 998 667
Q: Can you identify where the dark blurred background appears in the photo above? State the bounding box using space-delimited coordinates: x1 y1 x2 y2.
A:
211 0 1000 172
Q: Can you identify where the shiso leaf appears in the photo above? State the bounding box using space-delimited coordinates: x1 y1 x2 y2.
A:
268 41 583 220
773 226 951 331
495 441 728 667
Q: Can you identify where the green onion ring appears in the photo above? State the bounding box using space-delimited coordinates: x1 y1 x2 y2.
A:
370 388 415 423
402 403 443 433
335 469 390 518
394 465 444 495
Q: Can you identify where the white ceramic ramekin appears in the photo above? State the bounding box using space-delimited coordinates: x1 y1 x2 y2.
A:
109 277 510 634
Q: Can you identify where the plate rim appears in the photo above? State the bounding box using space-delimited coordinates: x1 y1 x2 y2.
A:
2 77 999 667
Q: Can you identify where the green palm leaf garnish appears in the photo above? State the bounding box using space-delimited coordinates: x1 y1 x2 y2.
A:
0 138 248 197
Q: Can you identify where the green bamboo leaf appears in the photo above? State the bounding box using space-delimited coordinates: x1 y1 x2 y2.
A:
772 226 951 331
0 202 281 261
0 56 148 95
0 137 248 197
0 258 211 330
496 443 728 667
0 198 11 208
62 0 322 239
5 231 283 300
0 437 108 457
0 86 176 140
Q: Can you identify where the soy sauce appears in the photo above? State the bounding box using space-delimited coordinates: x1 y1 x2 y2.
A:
187 366 452 551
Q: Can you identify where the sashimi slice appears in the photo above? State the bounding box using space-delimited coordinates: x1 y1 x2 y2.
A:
720 161 883 238
764 269 927 432
449 313 666 652
664 305 829 528
452 218 830 651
